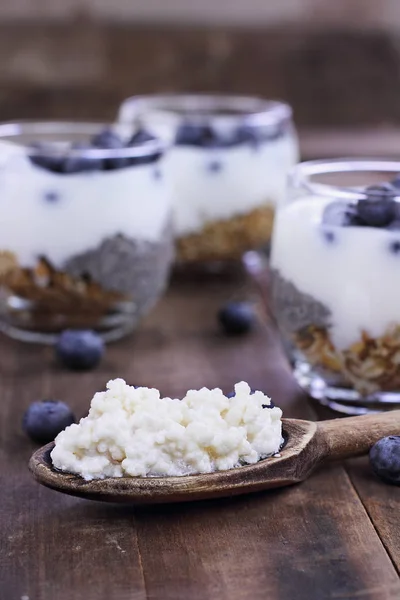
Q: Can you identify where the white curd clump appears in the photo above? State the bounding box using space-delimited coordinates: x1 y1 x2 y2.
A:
51 379 283 480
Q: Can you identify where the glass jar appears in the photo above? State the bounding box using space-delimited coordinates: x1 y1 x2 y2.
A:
270 158 400 414
118 94 299 264
0 121 174 343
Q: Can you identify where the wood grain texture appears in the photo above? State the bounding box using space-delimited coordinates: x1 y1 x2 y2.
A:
346 457 400 574
0 23 400 128
1 268 400 600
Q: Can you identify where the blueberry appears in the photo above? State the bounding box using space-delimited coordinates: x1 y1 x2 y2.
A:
56 329 104 371
262 401 275 409
227 389 257 398
207 160 223 173
91 129 131 170
389 240 400 254
128 129 156 145
218 302 255 335
235 125 262 149
63 142 103 174
22 400 75 444
392 175 400 189
369 436 400 485
29 143 65 173
365 183 396 197
44 191 60 203
127 131 161 167
175 123 216 147
387 220 400 231
30 142 102 174
322 229 336 243
92 129 124 149
322 201 358 227
357 196 396 228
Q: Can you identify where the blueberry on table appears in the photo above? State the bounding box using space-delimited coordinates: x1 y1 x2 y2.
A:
218 302 255 335
369 436 400 485
56 329 104 371
22 400 75 444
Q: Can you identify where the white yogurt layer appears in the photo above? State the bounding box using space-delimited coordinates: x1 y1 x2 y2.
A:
166 134 298 236
51 379 283 480
0 141 171 268
271 196 400 350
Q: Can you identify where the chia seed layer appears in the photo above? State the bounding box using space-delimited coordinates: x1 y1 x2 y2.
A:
0 222 174 334
270 268 332 335
64 221 174 313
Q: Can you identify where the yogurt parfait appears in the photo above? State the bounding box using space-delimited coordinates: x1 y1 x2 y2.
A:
118 94 299 263
270 159 400 414
0 122 174 342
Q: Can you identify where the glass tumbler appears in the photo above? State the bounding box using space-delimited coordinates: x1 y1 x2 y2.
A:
0 121 174 343
118 94 299 264
270 158 400 414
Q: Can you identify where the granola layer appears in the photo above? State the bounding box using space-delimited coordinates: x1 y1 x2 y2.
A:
271 269 400 395
176 204 275 262
0 225 173 332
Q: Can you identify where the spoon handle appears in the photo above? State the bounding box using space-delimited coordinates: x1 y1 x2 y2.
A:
317 410 400 462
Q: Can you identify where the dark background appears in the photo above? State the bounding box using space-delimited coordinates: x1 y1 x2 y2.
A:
1 0 400 129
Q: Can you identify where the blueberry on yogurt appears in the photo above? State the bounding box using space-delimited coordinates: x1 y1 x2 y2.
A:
29 143 65 173
207 160 223 173
323 185 399 230
356 185 397 228
92 129 131 170
128 129 156 145
322 201 358 227
44 191 60 203
63 142 103 174
92 129 124 149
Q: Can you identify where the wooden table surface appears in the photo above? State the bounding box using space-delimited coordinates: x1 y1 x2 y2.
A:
2 268 400 600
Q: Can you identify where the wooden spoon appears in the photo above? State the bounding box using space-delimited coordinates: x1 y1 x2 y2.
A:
29 411 400 504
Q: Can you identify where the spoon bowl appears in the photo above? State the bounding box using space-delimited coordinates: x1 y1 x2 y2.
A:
29 412 400 504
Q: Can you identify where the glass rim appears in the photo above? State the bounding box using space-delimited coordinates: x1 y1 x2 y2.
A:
0 120 168 159
290 158 400 200
119 93 292 128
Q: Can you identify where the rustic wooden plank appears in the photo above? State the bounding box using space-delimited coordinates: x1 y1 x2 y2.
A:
0 344 147 600
300 127 400 160
134 467 400 600
129 276 400 600
1 270 400 600
346 457 400 574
